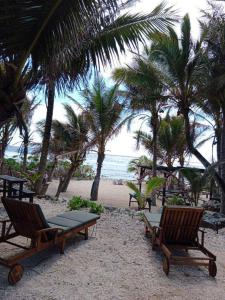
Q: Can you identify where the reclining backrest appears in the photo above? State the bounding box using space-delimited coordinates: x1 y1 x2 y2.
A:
159 206 204 245
2 198 49 239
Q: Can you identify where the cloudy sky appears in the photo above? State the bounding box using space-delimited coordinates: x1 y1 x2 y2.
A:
13 0 216 166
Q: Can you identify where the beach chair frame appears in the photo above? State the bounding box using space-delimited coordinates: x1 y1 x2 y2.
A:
144 206 217 277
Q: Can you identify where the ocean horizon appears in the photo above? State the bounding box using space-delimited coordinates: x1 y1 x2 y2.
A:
5 145 137 180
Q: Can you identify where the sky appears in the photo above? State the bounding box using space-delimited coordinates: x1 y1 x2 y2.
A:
11 0 216 166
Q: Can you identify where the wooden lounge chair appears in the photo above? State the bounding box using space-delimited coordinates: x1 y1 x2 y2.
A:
143 206 217 277
0 197 100 284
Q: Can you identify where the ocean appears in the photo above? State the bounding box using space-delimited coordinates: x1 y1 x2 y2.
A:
5 146 136 180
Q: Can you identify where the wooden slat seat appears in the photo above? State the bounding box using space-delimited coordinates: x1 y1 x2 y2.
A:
57 211 99 224
143 206 217 277
0 198 100 284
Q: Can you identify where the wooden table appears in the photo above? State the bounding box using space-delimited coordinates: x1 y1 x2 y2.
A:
0 175 27 200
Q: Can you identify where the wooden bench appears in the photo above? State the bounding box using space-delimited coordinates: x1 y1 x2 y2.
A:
11 187 35 203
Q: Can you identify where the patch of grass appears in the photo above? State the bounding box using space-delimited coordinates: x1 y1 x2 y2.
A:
68 196 104 215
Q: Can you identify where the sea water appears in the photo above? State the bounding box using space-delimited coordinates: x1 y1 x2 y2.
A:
5 146 136 180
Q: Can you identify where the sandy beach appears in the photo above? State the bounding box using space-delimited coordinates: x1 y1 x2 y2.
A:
0 180 225 299
47 179 139 209
0 198 225 299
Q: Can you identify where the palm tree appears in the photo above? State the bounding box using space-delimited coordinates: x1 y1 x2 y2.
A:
18 97 40 170
52 104 92 197
0 1 177 194
196 4 225 212
113 48 168 180
135 114 209 168
77 76 129 200
146 14 225 213
127 155 152 174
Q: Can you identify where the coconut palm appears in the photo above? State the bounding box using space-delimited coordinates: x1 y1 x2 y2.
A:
113 47 169 179
145 13 225 213
196 5 225 212
18 97 40 170
127 155 152 174
76 76 129 200
51 104 93 197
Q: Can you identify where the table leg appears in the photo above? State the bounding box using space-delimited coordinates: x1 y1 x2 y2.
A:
8 183 12 197
19 183 23 200
3 180 6 198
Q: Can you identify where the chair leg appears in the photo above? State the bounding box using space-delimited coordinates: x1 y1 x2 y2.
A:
85 228 88 240
59 240 66 254
163 256 170 275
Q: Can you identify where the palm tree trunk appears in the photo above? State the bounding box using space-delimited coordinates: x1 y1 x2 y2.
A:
91 152 105 201
22 133 29 171
35 80 55 194
55 163 77 197
48 157 58 181
183 108 225 213
219 106 225 214
151 107 159 206
0 123 9 161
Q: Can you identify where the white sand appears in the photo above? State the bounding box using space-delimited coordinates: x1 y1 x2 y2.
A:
47 179 150 209
0 183 225 299
47 179 134 208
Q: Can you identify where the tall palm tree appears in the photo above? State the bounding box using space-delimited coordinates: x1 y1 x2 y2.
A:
113 48 168 179
147 14 225 213
77 76 129 200
196 4 225 212
0 1 177 194
52 104 92 197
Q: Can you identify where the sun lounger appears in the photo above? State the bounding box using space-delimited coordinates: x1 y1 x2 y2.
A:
0 197 100 284
143 206 217 276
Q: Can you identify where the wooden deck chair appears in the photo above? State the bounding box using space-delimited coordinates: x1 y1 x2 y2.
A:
0 198 100 284
143 206 217 277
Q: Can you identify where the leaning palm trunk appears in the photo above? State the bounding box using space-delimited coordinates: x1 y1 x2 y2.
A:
151 108 159 205
55 163 77 198
35 80 55 194
91 152 105 201
219 107 225 214
183 108 225 214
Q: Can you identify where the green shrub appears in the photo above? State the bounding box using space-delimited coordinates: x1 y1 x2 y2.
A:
4 158 21 171
167 196 185 206
89 202 104 215
68 196 104 215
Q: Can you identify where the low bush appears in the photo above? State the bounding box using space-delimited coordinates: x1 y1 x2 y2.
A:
166 196 185 206
68 196 104 215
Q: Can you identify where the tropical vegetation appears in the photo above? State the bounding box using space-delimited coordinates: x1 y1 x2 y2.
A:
2 1 225 214
127 176 165 209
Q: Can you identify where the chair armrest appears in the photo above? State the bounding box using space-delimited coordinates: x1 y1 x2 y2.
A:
35 227 63 246
37 227 63 234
